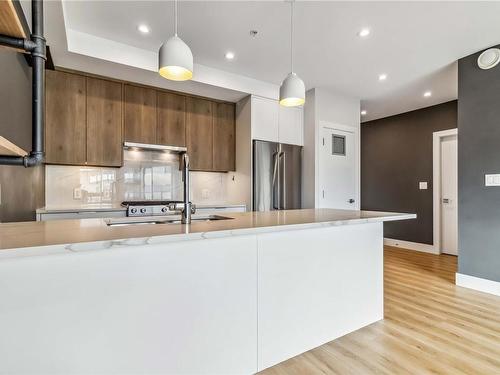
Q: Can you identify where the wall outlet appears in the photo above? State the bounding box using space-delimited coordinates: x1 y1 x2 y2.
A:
73 187 82 200
419 182 428 190
202 189 210 199
485 174 500 186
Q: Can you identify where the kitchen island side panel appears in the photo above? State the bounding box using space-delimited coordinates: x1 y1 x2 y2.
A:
257 222 384 371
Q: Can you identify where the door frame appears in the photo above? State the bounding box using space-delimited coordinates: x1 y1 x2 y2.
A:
432 128 458 254
317 121 360 210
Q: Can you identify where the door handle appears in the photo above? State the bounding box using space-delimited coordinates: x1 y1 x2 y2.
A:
272 152 279 210
348 199 355 204
280 151 286 209
442 198 450 204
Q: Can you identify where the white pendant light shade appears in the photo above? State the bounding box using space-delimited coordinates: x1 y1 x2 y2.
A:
279 0 305 107
279 72 305 107
159 35 193 81
158 0 193 81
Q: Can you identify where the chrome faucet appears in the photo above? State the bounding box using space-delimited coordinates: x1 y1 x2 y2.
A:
168 152 196 223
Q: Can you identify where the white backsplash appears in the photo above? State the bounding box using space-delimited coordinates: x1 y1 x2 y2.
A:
45 150 234 208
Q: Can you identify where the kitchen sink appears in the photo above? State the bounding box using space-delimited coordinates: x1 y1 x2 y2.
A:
105 214 234 227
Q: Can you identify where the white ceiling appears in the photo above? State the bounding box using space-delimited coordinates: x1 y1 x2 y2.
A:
57 1 500 120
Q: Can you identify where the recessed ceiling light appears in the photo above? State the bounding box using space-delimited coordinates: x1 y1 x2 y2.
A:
378 73 387 81
423 91 432 97
225 51 235 60
361 110 367 116
137 24 150 34
358 28 370 38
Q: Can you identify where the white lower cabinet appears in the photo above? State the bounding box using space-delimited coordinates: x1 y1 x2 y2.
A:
0 236 258 375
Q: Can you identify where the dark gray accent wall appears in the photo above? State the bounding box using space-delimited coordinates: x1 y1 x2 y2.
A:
361 101 457 244
0 50 44 222
458 45 500 282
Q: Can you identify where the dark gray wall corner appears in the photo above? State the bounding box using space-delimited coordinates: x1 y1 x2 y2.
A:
458 45 500 282
361 101 457 245
0 51 44 223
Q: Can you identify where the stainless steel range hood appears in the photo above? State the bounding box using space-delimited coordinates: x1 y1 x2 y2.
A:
123 142 187 153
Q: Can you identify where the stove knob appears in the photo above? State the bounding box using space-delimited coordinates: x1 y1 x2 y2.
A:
130 208 137 214
161 207 168 213
140 208 147 214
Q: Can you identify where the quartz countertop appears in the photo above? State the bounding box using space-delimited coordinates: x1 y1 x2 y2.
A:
0 209 415 255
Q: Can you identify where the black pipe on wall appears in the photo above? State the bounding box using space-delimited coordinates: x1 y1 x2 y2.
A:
0 0 45 167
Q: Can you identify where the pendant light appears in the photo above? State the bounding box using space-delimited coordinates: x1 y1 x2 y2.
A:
158 0 193 81
279 0 305 107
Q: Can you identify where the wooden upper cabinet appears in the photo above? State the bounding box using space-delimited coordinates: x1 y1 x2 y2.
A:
157 91 186 146
213 102 236 171
186 97 213 171
123 84 156 144
45 70 86 165
86 77 123 167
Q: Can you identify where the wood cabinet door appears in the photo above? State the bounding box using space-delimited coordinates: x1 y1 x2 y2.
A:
123 84 156 144
186 97 213 171
157 91 186 146
45 70 86 165
213 102 235 171
86 77 123 167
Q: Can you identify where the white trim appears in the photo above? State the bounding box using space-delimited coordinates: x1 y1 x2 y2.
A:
318 121 360 210
432 128 458 254
456 273 500 297
384 238 438 254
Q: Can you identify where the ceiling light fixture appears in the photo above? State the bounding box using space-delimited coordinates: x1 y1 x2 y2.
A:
423 91 432 97
358 28 370 38
158 0 193 81
279 0 305 107
477 48 500 70
225 51 235 60
138 24 150 34
378 73 387 81
361 110 367 116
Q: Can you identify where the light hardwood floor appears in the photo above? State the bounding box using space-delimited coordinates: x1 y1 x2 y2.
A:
260 246 500 375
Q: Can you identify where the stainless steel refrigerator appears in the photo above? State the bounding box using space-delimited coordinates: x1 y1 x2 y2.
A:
253 140 302 211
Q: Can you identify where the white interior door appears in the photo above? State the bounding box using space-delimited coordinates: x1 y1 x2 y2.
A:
319 126 358 209
440 134 458 255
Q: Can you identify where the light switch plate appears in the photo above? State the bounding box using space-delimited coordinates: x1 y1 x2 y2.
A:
419 182 428 190
485 174 500 186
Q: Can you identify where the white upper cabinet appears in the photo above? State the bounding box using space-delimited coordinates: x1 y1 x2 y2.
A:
251 96 279 143
250 96 303 146
278 106 304 146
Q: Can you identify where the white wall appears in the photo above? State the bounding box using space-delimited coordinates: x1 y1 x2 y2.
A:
302 88 360 208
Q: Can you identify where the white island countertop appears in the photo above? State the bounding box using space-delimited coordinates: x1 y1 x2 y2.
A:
0 209 415 256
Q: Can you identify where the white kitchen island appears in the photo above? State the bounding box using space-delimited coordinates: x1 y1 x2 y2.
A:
0 209 415 374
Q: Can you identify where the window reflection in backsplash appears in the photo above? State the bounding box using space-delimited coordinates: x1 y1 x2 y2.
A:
45 150 232 207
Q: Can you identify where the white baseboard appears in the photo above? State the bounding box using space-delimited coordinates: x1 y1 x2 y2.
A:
384 238 438 254
456 273 500 297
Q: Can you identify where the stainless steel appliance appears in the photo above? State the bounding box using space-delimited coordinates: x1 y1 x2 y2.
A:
122 142 195 223
253 140 302 211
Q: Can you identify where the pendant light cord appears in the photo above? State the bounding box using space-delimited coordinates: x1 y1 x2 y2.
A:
290 0 294 73
174 0 178 36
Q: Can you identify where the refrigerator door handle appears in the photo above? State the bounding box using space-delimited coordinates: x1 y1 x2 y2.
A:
272 152 280 210
279 151 286 209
